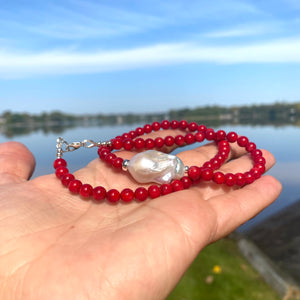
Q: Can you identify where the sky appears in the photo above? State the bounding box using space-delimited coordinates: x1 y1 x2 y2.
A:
0 0 300 114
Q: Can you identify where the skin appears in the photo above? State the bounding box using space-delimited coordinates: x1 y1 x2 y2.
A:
0 130 282 300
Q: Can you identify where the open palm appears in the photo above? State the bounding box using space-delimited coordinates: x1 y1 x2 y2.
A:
0 132 281 300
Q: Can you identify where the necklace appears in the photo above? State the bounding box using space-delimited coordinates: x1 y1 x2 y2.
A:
53 120 266 203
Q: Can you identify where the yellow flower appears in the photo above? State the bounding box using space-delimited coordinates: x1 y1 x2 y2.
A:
212 265 222 274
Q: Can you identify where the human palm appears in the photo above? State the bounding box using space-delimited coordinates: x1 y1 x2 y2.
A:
0 134 281 300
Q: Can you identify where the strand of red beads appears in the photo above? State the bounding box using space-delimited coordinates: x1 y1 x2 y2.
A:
53 120 266 203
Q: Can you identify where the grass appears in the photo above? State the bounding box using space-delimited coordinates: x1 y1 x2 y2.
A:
167 238 281 300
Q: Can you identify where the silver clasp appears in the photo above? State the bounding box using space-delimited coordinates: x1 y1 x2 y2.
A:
56 137 110 158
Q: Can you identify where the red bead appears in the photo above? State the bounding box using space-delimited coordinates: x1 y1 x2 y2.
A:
203 162 213 169
105 153 116 164
216 130 226 141
55 166 69 179
195 131 205 142
188 166 201 181
145 138 155 149
99 149 110 160
135 127 144 136
210 157 222 170
254 156 266 165
233 173 244 186
175 135 185 146
251 149 263 158
197 124 207 132
205 128 216 141
135 187 148 201
61 173 75 187
112 157 123 169
164 136 175 147
107 189 120 203
181 176 192 189
80 184 93 198
155 137 164 148
254 163 265 174
218 140 229 148
179 120 188 129
237 136 249 147
143 124 152 133
152 121 161 131
201 168 214 181
250 168 262 179
121 188 134 202
226 132 238 143
213 172 225 184
123 139 134 151
161 120 170 129
93 186 106 201
129 130 137 139
112 138 123 150
246 142 256 152
184 133 195 145
134 138 145 149
225 173 236 186
188 122 198 132
148 185 161 199
98 146 110 156
170 120 179 129
161 184 173 195
53 158 67 169
68 179 82 194
244 172 255 184
122 133 131 139
171 179 184 192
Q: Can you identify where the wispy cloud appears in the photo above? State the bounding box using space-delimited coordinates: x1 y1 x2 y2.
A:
1 36 300 78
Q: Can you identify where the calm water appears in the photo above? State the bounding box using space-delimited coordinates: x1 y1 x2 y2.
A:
0 124 299 230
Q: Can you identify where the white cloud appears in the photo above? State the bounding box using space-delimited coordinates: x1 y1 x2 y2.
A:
1 37 300 78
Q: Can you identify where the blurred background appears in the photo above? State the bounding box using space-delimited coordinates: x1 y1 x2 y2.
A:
0 1 299 299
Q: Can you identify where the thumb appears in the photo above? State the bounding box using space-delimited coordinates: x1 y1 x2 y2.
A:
0 141 36 184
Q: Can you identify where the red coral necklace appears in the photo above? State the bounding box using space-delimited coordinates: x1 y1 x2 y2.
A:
53 120 266 203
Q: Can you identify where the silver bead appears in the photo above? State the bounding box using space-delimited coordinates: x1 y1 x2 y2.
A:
122 159 129 171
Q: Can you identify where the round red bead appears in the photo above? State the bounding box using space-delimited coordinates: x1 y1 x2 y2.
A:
164 136 175 147
195 132 205 142
134 138 145 149
161 120 170 129
184 133 195 145
179 120 188 129
175 135 185 146
145 138 155 149
107 189 120 203
121 188 134 202
55 166 69 179
53 158 67 169
235 173 245 186
198 124 207 132
226 132 238 143
161 184 173 195
105 153 116 164
171 180 184 192
148 185 161 199
188 122 198 132
135 187 148 201
112 157 123 169
244 172 255 184
246 142 256 152
188 166 201 181
237 136 249 147
68 179 82 194
112 138 123 150
201 168 214 181
152 121 161 131
216 130 226 141
225 173 236 186
181 176 192 189
135 127 144 136
213 172 225 184
170 120 179 129
80 184 93 198
143 124 152 133
61 173 75 187
155 137 164 148
123 139 134 151
205 129 216 141
93 186 106 201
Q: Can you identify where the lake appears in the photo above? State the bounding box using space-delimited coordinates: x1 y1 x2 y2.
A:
0 123 299 231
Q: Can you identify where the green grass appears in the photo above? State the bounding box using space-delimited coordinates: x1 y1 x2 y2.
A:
167 238 281 300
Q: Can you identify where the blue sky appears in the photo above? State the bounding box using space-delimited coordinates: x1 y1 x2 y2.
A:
0 0 300 114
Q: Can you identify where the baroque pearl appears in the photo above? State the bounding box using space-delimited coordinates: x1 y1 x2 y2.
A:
127 150 185 184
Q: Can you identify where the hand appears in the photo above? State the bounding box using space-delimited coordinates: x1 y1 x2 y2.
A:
0 131 282 300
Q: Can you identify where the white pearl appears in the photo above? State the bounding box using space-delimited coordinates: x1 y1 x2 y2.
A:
127 150 185 184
